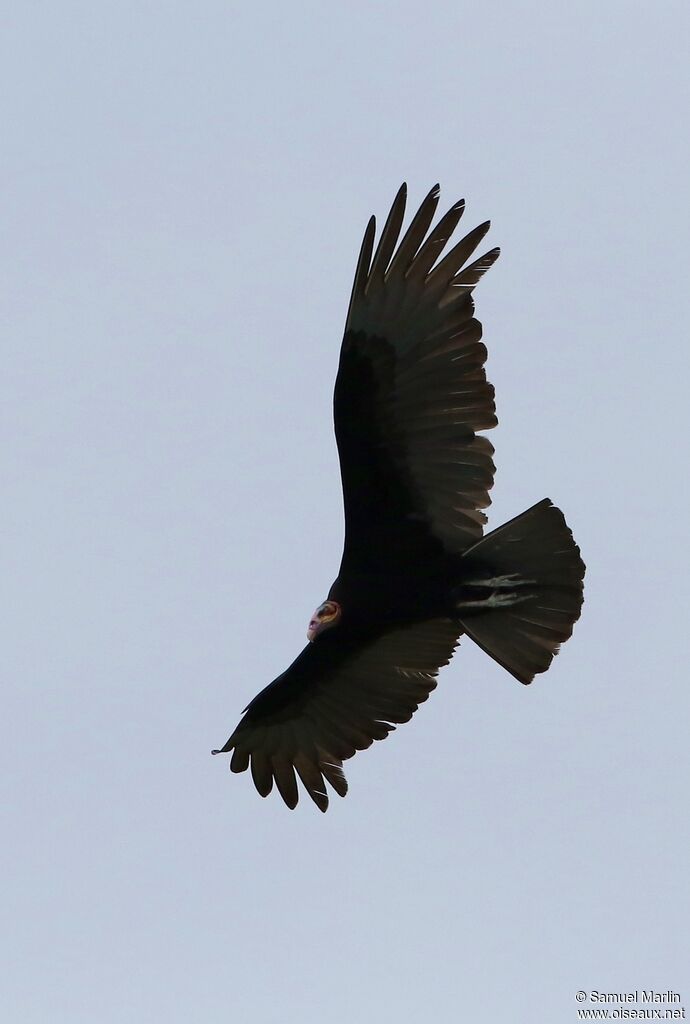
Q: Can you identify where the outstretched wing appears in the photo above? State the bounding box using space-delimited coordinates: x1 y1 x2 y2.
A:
213 619 460 811
335 184 499 577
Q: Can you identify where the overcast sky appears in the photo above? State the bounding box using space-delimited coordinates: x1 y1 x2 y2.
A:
3 2 689 1022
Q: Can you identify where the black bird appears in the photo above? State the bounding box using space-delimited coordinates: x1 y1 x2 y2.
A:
213 184 585 811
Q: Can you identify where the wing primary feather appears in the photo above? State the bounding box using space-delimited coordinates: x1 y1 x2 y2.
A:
229 746 250 773
293 752 329 813
319 758 348 798
405 198 465 284
384 183 441 283
425 221 492 295
250 751 273 798
367 182 407 286
451 246 501 287
271 755 299 809
344 214 376 327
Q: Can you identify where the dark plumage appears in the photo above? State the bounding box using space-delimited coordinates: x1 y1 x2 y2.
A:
213 184 585 811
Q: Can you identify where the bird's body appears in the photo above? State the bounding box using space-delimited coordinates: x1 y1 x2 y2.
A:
214 184 585 811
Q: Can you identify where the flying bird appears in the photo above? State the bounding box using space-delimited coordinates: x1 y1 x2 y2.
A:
213 184 585 811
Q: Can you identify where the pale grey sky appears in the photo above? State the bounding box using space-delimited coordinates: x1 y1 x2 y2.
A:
3 2 689 1022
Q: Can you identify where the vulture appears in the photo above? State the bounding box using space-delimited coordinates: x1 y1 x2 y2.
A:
213 184 585 811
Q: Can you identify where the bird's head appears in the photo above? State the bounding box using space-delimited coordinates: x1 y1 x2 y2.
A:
307 600 342 642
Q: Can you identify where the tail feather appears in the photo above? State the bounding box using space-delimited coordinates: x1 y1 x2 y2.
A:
458 499 585 684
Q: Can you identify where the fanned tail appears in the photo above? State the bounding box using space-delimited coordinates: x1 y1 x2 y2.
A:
457 499 585 684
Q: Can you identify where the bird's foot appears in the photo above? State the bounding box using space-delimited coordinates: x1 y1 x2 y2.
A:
456 585 533 611
464 573 536 589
